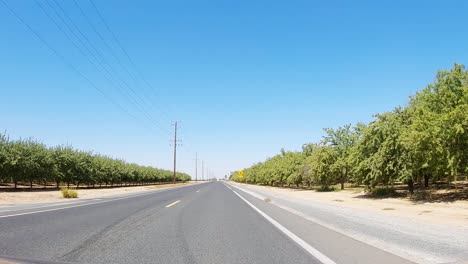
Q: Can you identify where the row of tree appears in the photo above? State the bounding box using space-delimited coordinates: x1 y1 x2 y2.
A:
231 64 468 193
0 135 191 189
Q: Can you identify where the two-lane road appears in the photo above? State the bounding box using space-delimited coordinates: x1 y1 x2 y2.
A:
0 182 412 264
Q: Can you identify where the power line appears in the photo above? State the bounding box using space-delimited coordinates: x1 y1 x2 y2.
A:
42 0 170 134
53 0 167 128
36 0 159 132
0 0 160 135
72 0 170 124
88 0 173 121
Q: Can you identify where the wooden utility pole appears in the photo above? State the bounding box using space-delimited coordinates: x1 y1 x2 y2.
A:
172 121 178 183
195 152 198 182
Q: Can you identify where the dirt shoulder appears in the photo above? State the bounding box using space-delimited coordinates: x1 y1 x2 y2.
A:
0 182 200 206
232 182 468 228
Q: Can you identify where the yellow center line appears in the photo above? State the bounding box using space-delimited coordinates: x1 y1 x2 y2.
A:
165 200 181 208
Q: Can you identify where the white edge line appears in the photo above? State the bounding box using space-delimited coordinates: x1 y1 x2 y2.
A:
0 184 193 218
227 183 443 264
224 184 336 264
165 200 181 208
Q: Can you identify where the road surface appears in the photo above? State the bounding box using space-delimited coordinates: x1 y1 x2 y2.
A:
229 182 468 264
0 182 414 264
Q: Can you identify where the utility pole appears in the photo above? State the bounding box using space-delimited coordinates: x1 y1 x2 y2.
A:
202 161 204 181
172 121 178 184
195 152 198 182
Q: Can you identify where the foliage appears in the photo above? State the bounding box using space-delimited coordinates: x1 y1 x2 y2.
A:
371 187 397 197
0 136 191 188
231 64 468 193
61 187 78 198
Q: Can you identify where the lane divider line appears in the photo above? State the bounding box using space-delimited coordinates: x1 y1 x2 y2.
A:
165 200 181 208
225 184 336 264
196 190 200 192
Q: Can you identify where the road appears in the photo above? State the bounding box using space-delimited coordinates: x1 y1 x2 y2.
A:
0 182 414 264
229 182 468 264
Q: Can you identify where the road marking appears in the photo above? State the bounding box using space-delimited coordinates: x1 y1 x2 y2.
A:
227 183 438 264
196 190 200 192
165 200 181 208
225 184 336 264
0 184 195 218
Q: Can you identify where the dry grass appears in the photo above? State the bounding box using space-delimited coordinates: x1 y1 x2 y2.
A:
61 188 78 198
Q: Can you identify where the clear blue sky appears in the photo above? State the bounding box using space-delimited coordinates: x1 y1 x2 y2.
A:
1 0 467 178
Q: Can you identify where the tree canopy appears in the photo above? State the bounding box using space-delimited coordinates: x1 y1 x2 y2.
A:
0 135 191 189
231 64 468 192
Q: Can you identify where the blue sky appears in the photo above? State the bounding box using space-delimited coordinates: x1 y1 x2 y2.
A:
1 0 467 178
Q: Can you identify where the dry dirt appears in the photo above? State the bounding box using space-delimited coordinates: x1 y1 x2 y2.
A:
234 183 468 227
0 182 199 206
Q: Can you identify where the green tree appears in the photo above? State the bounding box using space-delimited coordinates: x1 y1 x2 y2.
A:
323 124 360 190
305 145 338 190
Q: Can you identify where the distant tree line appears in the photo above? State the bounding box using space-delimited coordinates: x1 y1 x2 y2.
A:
0 135 191 189
231 64 468 193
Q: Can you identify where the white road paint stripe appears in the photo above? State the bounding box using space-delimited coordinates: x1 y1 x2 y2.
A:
0 192 149 218
225 184 336 264
0 184 194 218
165 200 180 208
196 190 200 192
227 183 437 264
0 200 85 212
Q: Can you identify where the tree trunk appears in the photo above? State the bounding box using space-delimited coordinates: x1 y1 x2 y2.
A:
30 180 33 189
77 182 80 189
341 169 348 190
408 179 414 194
14 180 17 189
424 174 430 189
67 182 70 188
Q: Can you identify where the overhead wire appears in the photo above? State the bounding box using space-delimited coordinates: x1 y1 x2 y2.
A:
71 0 171 124
43 0 170 134
0 0 164 136
88 0 173 122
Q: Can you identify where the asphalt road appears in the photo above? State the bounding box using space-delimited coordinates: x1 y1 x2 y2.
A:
0 182 414 264
230 183 468 264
